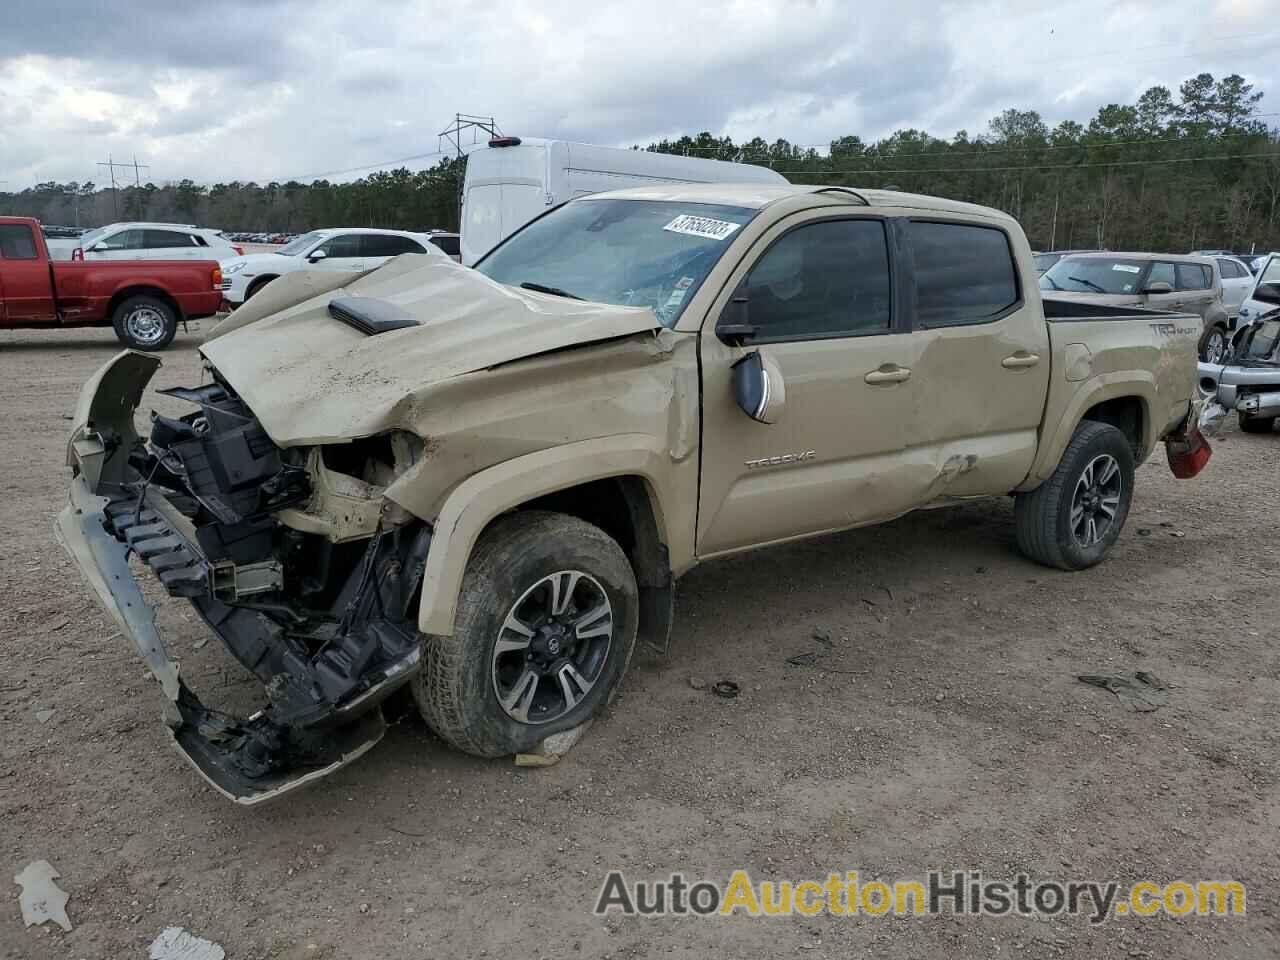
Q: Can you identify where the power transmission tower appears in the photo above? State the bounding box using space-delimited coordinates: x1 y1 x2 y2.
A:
97 154 150 219
438 113 501 222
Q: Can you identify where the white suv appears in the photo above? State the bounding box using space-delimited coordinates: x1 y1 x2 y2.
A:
218 228 446 306
47 222 241 262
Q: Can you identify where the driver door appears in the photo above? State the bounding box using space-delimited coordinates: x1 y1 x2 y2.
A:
696 214 927 557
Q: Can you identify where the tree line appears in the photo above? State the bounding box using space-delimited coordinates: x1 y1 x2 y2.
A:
2 72 1278 253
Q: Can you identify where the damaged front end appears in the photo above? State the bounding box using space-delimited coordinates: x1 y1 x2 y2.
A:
1198 313 1280 419
55 351 430 804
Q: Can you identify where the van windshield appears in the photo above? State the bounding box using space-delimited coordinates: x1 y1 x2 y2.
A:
475 199 757 326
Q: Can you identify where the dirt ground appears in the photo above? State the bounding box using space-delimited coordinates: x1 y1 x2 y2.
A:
2 325 1278 959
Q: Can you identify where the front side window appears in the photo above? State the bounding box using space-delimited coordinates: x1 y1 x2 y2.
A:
911 221 1018 325
476 198 758 326
742 219 891 341
1218 258 1241 279
317 234 362 258
1176 263 1210 291
0 224 37 259
96 229 142 251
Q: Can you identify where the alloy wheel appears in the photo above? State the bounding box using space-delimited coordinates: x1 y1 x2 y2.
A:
491 570 613 725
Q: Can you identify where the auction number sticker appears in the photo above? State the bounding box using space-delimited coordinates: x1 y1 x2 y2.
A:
1111 264 1141 273
663 215 742 241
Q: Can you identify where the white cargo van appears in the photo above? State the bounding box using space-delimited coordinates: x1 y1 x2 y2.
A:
460 137 787 265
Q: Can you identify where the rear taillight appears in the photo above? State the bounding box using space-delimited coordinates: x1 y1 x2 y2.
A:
212 266 223 289
233 245 244 256
71 247 83 261
488 136 522 147
1166 426 1212 479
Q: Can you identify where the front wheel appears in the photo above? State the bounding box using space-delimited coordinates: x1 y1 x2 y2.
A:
1015 421 1136 570
413 510 639 757
112 295 177 350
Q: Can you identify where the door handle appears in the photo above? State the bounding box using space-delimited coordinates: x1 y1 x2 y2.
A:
1001 353 1041 369
864 365 911 385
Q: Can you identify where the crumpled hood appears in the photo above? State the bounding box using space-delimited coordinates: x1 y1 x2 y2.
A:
200 257 660 445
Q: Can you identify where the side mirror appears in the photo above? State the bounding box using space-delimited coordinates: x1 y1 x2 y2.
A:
731 350 786 424
1142 281 1173 295
716 279 756 345
307 249 328 263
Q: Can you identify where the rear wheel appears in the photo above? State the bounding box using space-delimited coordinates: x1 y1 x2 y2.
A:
1199 324 1229 364
1238 412 1276 434
1015 421 1135 570
112 295 177 350
413 511 638 757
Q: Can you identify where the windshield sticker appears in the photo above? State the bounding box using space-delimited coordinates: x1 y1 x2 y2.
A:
1112 264 1141 274
675 276 695 290
663 215 742 241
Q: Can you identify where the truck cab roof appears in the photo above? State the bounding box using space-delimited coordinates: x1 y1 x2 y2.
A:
582 183 1019 223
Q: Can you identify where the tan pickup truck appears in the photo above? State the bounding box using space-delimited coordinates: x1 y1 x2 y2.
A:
57 184 1211 803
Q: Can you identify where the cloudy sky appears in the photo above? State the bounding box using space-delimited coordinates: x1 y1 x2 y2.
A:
1 0 1276 189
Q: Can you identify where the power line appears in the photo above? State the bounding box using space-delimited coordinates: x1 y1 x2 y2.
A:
772 151 1280 175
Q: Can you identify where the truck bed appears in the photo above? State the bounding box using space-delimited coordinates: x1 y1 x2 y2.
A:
1022 297 1201 485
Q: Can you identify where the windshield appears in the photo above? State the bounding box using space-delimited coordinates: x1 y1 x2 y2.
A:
475 199 758 326
77 227 108 247
1033 253 1061 274
1040 257 1146 294
1241 318 1280 361
278 231 327 256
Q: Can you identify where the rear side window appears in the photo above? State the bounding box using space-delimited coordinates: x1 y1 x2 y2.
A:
1176 263 1210 291
1217 258 1241 279
363 234 427 257
0 224 37 259
744 219 892 342
143 229 196 248
1147 262 1176 287
430 235 461 257
910 221 1019 326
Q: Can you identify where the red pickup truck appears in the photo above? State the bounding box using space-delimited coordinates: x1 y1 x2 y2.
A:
0 217 224 350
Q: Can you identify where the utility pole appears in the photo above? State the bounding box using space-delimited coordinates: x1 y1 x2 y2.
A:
438 113 501 224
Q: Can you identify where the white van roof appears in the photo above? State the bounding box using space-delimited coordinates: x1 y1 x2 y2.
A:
473 137 787 185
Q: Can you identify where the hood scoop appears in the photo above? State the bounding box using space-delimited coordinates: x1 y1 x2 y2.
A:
328 297 419 335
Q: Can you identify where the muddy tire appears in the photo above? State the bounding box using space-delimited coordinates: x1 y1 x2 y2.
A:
1238 412 1276 434
413 510 638 757
1014 421 1135 570
112 295 177 350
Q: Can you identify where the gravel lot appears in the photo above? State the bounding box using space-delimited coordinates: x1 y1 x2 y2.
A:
2 326 1278 959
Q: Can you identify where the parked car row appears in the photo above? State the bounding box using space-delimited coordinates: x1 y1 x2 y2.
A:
223 231 300 244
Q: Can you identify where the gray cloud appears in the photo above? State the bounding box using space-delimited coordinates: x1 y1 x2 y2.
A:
1 0 1275 188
